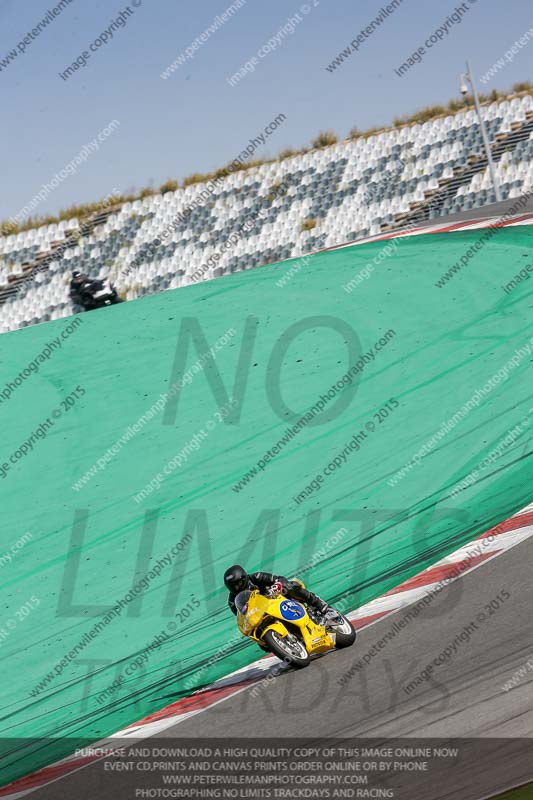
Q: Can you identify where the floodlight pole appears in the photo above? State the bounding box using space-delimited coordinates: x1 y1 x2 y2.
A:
462 60 502 202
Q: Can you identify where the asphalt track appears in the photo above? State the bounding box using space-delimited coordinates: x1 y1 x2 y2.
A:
425 194 533 223
391 194 533 229
354 193 533 241
28 531 533 800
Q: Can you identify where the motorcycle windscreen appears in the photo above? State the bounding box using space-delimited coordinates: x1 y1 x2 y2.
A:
235 590 252 614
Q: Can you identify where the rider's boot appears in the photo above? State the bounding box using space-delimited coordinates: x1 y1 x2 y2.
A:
306 592 333 616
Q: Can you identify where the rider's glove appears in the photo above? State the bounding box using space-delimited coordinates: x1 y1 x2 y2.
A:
270 581 284 596
285 579 304 592
287 578 305 589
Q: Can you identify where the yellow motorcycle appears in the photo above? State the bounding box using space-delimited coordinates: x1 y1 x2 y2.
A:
234 582 356 668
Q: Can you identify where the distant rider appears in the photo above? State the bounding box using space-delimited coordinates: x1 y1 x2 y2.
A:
69 270 91 309
69 270 102 311
223 564 331 617
69 270 121 311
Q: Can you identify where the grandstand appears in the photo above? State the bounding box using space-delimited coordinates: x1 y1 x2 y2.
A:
1 91 532 334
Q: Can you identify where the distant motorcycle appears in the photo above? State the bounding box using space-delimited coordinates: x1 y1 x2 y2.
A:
234 582 356 668
82 277 122 310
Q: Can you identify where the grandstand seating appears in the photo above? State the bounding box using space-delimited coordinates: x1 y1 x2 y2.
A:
1 93 532 333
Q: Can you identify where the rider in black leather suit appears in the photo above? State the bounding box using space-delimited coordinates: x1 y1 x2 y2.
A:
224 565 330 617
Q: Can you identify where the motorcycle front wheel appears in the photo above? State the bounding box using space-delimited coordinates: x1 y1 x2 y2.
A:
263 630 310 668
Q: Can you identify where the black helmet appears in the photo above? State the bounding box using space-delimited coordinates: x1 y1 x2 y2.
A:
224 564 249 594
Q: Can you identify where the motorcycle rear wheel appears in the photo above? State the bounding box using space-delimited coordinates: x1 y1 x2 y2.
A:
263 630 310 668
327 613 356 648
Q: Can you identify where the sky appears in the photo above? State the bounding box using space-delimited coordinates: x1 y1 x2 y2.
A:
1 0 532 223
